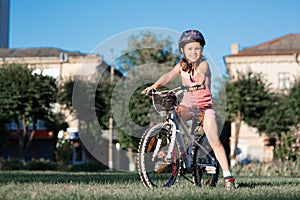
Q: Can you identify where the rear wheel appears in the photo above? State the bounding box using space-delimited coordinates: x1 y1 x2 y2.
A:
137 123 180 188
193 135 220 187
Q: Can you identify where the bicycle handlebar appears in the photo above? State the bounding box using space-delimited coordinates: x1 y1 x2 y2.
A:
142 84 205 96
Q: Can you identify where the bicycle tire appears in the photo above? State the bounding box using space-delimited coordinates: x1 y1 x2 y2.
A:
192 135 220 187
137 123 180 188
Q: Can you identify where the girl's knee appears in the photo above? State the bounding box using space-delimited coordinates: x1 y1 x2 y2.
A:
212 140 223 149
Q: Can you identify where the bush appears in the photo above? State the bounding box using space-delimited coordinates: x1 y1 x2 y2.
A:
273 129 300 161
55 139 73 165
69 162 108 172
232 160 300 177
25 159 57 171
0 157 107 172
0 158 24 170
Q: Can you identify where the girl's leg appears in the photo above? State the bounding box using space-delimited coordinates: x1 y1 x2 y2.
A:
202 109 235 190
202 114 230 171
176 105 193 121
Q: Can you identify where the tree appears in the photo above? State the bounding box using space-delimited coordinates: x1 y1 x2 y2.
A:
117 31 177 72
286 79 300 127
224 71 273 162
58 74 117 165
0 64 59 161
260 95 292 135
59 75 114 131
262 79 300 161
257 79 300 139
114 31 179 152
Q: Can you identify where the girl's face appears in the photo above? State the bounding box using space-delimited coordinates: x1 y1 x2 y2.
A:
182 42 202 63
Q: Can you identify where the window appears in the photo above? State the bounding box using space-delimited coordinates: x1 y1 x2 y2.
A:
278 72 290 90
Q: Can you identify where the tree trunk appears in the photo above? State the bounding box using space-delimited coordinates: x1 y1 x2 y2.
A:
14 116 22 161
15 115 27 161
232 110 242 165
26 118 37 158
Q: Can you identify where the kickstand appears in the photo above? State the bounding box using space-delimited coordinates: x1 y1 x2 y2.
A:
181 174 194 184
180 168 194 184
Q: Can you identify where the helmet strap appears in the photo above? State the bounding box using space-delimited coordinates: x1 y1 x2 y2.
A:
188 62 195 82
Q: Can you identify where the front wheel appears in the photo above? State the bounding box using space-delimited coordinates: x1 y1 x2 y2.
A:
193 135 220 187
137 123 180 188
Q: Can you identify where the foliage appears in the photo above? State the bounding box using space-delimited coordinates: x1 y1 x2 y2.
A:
225 71 272 128
286 79 300 126
273 129 300 161
0 120 10 150
260 95 292 134
222 71 273 160
0 64 57 119
59 76 114 130
232 160 300 177
117 31 178 72
115 31 179 150
0 157 107 171
95 77 114 129
55 136 73 165
259 80 300 135
0 64 59 160
69 162 108 172
260 79 300 161
25 159 57 170
0 158 24 170
116 128 140 151
58 76 74 112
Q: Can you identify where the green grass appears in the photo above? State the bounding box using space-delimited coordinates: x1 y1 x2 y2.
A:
0 171 300 200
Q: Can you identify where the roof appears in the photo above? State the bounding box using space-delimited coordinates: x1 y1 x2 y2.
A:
0 47 87 58
232 34 300 56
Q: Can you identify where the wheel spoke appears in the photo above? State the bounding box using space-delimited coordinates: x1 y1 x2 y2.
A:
138 123 180 188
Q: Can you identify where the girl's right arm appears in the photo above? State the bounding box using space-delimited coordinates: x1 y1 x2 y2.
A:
142 63 181 93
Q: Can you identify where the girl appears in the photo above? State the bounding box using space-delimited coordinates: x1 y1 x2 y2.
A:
142 30 235 190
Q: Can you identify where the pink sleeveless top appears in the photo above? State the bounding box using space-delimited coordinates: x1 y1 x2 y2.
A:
180 69 213 109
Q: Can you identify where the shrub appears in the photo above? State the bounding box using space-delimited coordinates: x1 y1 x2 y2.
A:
25 159 57 171
0 158 24 170
232 160 300 177
55 139 73 164
69 162 108 172
273 129 300 161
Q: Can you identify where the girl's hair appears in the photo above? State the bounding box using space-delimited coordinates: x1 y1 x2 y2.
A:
180 57 195 73
180 56 206 72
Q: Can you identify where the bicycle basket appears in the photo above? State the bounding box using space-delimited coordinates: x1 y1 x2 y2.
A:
153 91 178 112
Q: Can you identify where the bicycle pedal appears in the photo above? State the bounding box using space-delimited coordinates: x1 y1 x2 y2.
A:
154 161 171 173
205 166 216 174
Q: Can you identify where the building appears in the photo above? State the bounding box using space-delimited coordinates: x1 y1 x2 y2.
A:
224 34 300 164
0 47 107 162
0 0 9 48
0 47 102 79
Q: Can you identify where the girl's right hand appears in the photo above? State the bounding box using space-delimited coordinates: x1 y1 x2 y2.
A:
141 86 156 94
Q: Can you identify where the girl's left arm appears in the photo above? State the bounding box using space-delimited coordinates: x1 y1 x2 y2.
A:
196 61 211 90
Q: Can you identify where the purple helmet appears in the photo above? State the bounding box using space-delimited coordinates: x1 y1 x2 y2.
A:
178 30 206 51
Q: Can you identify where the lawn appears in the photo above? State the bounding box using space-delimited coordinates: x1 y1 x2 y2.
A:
0 171 299 200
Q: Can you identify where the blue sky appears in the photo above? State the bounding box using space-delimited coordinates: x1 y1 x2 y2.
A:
9 0 300 74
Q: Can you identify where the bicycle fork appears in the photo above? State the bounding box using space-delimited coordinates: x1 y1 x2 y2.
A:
151 118 193 169
151 119 178 163
166 119 193 169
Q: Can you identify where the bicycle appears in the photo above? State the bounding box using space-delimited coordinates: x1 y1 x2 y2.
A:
137 86 220 188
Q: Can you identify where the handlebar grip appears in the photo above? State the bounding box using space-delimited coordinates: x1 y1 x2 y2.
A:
142 88 156 96
181 85 189 91
148 89 156 95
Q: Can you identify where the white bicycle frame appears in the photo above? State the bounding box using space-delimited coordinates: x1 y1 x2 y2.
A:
151 109 215 167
